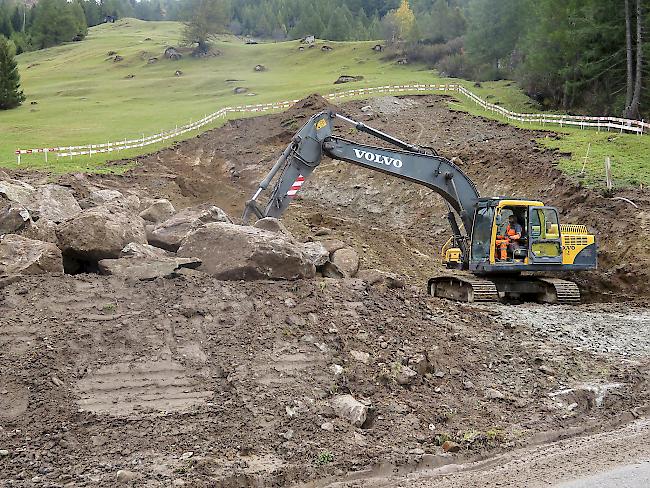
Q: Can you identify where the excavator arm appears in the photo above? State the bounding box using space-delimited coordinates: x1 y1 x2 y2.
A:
243 110 481 264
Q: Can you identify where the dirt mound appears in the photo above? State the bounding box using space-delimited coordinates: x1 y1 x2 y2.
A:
1 275 647 485
285 93 339 119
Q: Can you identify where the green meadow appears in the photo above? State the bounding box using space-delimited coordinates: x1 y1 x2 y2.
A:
1 18 647 187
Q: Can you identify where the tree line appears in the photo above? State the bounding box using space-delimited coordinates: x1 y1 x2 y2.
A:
0 0 646 117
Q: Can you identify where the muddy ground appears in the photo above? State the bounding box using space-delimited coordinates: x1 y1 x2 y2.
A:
1 95 649 486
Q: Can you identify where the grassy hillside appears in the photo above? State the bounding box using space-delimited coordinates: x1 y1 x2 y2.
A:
3 19 437 171
1 18 647 187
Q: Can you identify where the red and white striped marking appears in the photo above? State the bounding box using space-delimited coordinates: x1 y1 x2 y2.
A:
286 175 305 198
15 147 59 155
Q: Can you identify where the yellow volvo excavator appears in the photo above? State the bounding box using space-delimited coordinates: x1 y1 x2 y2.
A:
243 110 597 304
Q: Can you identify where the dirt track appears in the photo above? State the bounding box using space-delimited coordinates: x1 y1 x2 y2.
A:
1 95 649 486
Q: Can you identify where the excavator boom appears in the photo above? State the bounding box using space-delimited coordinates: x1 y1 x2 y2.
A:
244 111 479 253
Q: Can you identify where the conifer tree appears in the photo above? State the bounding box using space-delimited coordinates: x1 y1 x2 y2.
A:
0 36 25 110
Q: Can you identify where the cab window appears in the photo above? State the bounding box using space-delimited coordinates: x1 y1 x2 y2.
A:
471 206 494 262
530 208 561 258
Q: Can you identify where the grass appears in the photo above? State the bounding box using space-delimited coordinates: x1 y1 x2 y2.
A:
1 18 647 188
2 18 438 172
449 95 650 189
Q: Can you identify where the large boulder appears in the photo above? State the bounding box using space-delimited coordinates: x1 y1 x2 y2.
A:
26 184 82 223
139 199 175 224
323 247 359 278
18 218 59 245
0 235 63 275
0 180 35 205
0 203 31 235
98 255 201 281
56 206 147 262
148 204 232 251
177 222 316 280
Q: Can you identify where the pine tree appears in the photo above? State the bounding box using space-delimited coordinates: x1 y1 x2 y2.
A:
0 36 25 110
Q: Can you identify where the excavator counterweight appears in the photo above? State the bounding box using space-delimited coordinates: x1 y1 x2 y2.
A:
244 109 597 304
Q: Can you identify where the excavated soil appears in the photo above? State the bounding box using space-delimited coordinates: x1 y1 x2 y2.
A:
1 95 649 486
57 93 650 300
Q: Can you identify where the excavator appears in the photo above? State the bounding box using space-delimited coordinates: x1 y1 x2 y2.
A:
243 110 597 304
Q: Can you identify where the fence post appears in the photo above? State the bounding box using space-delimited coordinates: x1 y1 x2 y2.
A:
17 153 20 165
605 157 612 190
44 148 48 163
580 143 591 175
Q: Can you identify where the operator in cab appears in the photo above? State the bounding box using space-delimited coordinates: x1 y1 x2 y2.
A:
506 214 522 256
496 214 523 261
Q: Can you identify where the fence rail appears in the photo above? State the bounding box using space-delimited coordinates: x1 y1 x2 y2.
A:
14 83 647 163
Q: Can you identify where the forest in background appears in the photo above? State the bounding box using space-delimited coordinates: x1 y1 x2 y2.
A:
0 0 647 117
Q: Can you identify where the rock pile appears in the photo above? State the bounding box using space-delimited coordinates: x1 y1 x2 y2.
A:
0 178 399 286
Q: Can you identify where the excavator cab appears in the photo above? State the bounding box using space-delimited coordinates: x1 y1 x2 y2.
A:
465 199 571 271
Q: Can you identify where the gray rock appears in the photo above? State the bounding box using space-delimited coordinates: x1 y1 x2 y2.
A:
116 470 138 483
319 238 346 254
253 217 292 237
56 206 147 261
79 190 140 213
408 354 431 376
19 218 58 245
88 189 124 205
120 242 170 259
329 248 359 277
330 364 344 375
463 379 475 390
321 262 345 278
321 422 334 432
148 203 231 251
313 227 331 236
350 350 371 364
356 268 405 288
26 184 81 223
139 199 175 223
539 365 556 376
0 179 35 204
177 222 315 280
0 203 31 234
396 365 418 385
330 394 368 427
0 235 63 275
334 75 364 84
301 241 329 266
0 449 9 457
485 388 505 400
98 255 202 280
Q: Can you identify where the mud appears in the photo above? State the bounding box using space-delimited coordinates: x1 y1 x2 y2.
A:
0 275 648 486
1 94 649 486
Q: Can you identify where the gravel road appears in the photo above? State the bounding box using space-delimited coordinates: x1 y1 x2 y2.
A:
481 302 650 357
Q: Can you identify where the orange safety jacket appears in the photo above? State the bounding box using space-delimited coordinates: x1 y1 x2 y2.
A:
506 224 521 241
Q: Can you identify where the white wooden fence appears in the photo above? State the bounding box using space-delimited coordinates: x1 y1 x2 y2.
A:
14 83 648 163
